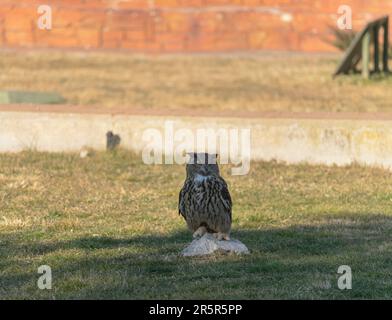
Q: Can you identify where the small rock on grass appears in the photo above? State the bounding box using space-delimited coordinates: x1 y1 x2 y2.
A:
181 233 249 257
80 146 94 158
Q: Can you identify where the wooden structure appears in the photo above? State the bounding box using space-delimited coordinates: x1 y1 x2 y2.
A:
334 16 389 78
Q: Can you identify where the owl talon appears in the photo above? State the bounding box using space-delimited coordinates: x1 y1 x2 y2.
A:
213 232 230 241
193 226 207 238
213 233 222 240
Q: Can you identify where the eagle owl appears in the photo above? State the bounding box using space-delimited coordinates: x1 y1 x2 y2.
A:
178 153 232 240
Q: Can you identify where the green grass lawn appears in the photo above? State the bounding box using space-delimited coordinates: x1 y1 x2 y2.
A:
1 150 392 299
0 50 392 113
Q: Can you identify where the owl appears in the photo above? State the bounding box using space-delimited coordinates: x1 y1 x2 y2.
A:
178 153 232 240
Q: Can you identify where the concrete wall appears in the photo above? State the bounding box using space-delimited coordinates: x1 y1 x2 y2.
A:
1 108 392 170
0 0 391 52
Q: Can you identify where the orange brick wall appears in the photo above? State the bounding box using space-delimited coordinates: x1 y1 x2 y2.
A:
0 0 391 52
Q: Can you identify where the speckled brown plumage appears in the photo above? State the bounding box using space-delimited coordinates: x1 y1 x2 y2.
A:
179 153 232 240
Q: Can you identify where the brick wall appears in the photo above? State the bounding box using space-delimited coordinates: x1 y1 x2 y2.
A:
0 0 391 52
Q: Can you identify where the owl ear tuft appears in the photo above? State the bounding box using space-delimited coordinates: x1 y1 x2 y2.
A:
186 152 197 164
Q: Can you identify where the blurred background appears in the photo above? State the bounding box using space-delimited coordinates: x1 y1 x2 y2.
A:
1 0 390 52
0 0 391 113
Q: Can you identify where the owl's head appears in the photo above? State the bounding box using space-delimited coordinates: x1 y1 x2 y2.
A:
186 152 220 177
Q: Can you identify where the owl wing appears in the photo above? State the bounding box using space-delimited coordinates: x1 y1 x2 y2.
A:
218 178 232 221
178 181 188 220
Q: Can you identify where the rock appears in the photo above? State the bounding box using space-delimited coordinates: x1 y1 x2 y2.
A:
181 233 249 257
80 146 94 158
80 147 89 158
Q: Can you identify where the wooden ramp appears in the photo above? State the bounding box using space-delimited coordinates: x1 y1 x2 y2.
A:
334 16 389 78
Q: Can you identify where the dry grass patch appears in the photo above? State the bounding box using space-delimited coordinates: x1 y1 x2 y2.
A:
0 50 391 113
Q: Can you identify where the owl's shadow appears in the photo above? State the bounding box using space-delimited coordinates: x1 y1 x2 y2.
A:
4 211 390 257
2 212 391 298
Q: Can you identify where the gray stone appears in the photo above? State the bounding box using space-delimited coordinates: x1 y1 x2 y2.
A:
181 233 249 257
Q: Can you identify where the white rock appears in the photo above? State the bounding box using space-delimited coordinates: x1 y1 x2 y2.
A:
80 147 89 158
181 233 249 257
80 146 94 159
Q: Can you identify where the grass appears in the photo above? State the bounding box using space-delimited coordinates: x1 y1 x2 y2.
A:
1 150 392 299
0 50 392 113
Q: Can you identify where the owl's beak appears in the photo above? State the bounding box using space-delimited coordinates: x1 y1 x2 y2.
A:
198 167 209 176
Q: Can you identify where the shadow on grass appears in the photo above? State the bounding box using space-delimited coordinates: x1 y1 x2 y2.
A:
1 212 392 299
